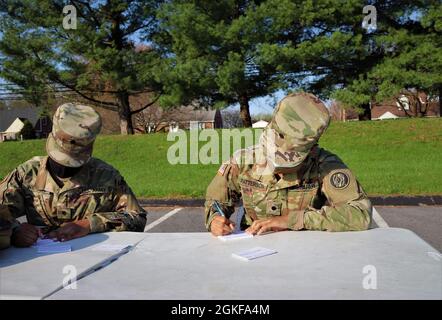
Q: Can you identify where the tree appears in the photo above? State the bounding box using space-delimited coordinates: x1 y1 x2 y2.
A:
154 0 314 127
251 112 272 123
329 100 360 121
250 1 441 120
221 109 243 128
0 0 164 134
317 1 441 118
134 104 178 133
19 119 36 140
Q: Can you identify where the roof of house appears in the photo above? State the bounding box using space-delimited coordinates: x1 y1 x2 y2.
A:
174 106 218 122
0 105 38 131
4 117 26 133
377 111 400 120
252 120 269 128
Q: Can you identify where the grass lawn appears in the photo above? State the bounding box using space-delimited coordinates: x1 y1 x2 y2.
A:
0 117 441 198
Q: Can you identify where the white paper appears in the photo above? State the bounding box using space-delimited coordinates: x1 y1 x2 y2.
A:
90 244 131 252
32 238 57 247
232 247 277 261
37 244 72 253
218 231 253 242
33 238 72 253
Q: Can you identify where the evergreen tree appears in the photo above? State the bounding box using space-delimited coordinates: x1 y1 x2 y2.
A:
0 0 164 134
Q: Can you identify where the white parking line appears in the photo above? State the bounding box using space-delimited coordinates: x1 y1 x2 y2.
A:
144 208 182 232
372 207 389 228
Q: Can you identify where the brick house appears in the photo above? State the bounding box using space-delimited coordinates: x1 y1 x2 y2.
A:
136 105 223 133
371 92 440 120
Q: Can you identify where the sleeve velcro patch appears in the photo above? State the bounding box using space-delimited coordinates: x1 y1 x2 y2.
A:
329 171 350 189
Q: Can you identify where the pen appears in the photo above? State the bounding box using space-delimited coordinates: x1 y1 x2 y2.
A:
213 200 226 217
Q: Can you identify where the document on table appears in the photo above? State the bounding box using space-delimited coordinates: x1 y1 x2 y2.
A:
232 247 277 261
32 238 72 253
218 231 253 242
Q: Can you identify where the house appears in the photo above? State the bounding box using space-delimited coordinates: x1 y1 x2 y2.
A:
252 120 269 128
371 92 440 120
136 105 223 133
0 104 39 133
34 115 53 139
0 103 53 141
181 108 223 130
377 111 399 120
0 117 27 141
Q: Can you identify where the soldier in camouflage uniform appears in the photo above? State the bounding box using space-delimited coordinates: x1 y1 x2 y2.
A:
205 93 372 236
0 103 146 248
0 204 12 249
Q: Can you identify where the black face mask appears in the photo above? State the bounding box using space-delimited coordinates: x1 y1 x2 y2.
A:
47 157 82 179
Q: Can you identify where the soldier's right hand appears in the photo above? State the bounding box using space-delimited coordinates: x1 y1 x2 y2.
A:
11 223 41 247
210 216 235 236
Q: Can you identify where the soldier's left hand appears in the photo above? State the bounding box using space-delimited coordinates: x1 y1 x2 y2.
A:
245 216 289 235
47 219 91 242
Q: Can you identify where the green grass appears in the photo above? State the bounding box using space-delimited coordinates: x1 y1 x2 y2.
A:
0 118 441 198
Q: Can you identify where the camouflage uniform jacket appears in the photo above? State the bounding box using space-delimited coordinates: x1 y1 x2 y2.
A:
205 145 372 232
0 156 146 233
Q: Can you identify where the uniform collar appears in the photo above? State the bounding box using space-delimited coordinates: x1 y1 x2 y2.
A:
35 156 91 193
249 148 317 191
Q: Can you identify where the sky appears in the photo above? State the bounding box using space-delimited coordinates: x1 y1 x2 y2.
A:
225 90 286 115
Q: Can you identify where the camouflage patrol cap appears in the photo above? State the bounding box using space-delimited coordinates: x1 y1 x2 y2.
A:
261 92 330 169
46 103 102 168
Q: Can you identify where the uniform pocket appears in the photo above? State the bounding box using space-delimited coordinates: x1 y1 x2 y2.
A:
79 189 115 213
266 198 282 216
287 183 319 212
30 191 55 225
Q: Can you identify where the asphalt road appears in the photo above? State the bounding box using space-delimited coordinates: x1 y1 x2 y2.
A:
143 205 442 252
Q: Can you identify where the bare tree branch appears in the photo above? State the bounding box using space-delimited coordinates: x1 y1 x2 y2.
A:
130 92 162 115
395 97 412 117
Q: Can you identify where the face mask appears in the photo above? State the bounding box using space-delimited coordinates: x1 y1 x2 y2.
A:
259 129 308 174
47 157 82 178
268 159 303 174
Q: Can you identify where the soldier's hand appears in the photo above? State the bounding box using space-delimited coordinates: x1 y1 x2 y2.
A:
48 219 90 242
246 216 289 235
11 223 42 247
210 216 235 236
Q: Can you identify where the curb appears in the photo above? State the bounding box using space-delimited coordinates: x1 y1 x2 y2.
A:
139 196 442 207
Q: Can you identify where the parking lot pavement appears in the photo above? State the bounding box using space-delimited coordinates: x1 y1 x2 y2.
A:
144 207 207 232
143 206 442 252
375 206 442 252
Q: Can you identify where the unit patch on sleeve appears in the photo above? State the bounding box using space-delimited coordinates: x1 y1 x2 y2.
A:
329 171 350 189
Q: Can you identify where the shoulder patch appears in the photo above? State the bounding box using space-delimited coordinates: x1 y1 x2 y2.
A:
329 171 350 189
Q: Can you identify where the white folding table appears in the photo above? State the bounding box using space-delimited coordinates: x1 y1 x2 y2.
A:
0 232 148 299
34 228 442 300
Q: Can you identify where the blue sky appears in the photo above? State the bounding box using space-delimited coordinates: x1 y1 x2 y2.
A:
225 90 286 115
